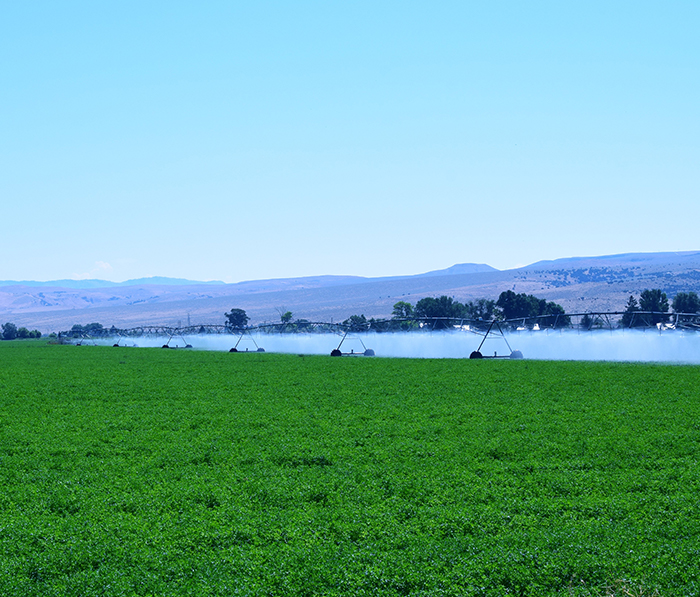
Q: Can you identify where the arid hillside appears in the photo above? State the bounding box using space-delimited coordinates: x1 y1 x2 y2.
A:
2 252 699 333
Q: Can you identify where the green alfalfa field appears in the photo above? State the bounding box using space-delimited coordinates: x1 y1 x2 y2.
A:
0 341 699 596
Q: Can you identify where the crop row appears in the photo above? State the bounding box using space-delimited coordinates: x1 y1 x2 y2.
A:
0 341 698 595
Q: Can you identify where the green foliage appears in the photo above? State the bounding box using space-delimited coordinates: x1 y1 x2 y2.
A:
280 311 293 323
496 291 570 327
622 290 670 327
388 302 419 331
465 297 497 320
638 289 669 324
1 322 18 340
672 291 700 315
64 323 106 337
391 301 414 319
224 308 249 329
537 300 569 328
497 290 540 319
391 298 498 331
414 296 463 328
621 295 641 327
342 314 368 331
0 342 698 595
395 298 497 324
579 313 604 330
14 327 41 339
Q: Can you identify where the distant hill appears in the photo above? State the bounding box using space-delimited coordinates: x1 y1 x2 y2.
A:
523 251 700 271
0 276 225 289
0 265 497 290
414 263 497 277
2 253 700 332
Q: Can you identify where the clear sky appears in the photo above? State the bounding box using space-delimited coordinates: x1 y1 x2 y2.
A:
2 1 698 283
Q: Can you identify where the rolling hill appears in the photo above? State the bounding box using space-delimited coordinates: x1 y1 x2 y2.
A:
2 252 699 333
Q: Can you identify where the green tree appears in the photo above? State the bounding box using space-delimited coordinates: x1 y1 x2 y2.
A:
225 308 249 329
293 318 312 331
389 301 418 331
580 313 604 330
391 301 414 319
639 289 669 324
1 322 18 340
67 322 105 337
538 301 570 328
621 295 641 327
280 311 293 323
496 291 541 320
672 292 700 314
367 317 391 333
17 327 31 339
84 323 105 336
343 314 368 332
465 298 496 321
496 291 569 327
414 296 465 329
69 324 84 337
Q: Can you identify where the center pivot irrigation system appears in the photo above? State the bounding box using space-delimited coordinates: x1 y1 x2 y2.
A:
468 320 523 360
330 331 375 357
63 310 700 359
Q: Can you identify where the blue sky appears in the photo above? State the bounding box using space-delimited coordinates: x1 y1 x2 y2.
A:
2 1 698 283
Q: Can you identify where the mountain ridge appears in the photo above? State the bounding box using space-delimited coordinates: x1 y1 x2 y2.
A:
4 252 697 290
2 252 699 332
0 276 227 289
0 264 498 290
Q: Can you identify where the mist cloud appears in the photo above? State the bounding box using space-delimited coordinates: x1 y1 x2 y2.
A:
103 329 700 363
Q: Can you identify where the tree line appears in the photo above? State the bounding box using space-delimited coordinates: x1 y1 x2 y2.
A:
219 288 700 334
223 289 700 333
7 288 698 341
380 291 570 330
620 290 700 327
222 291 572 333
1 323 42 340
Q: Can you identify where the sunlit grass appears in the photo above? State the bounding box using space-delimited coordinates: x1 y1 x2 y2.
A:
1 341 698 595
